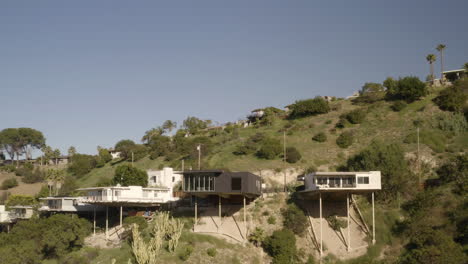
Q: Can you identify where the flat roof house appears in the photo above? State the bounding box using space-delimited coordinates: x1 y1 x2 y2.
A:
182 170 262 198
302 171 381 194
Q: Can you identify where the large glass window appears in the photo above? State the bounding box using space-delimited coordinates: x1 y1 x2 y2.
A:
317 177 327 185
342 177 355 187
183 175 215 191
329 177 340 187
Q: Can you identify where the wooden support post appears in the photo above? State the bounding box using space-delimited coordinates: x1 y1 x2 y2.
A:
218 196 222 228
93 206 96 236
372 192 376 244
105 206 109 239
194 197 198 231
243 196 247 238
319 192 323 257
347 193 351 252
120 206 123 226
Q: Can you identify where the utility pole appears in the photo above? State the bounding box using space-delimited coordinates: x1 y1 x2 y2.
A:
197 144 201 170
417 127 420 184
181 159 185 171
131 151 134 166
283 131 287 192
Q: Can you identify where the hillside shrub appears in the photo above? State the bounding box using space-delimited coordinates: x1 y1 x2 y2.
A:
336 131 354 148
432 112 468 135
0 164 16 173
22 168 44 184
354 82 385 104
326 215 347 231
256 138 282 160
1 178 18 190
264 229 297 264
288 97 330 118
6 195 35 207
343 109 367 124
282 204 308 236
312 132 327 142
436 154 467 194
178 245 193 261
386 76 428 102
433 80 467 112
233 143 257 156
391 100 407 112
206 248 217 257
267 216 276 225
285 147 301 163
248 227 265 247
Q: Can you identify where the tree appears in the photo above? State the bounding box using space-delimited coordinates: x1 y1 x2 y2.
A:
288 97 330 118
358 82 385 103
162 120 177 134
45 168 65 195
0 128 45 164
182 116 210 135
426 54 436 84
52 148 61 165
383 77 398 94
96 147 112 167
67 154 96 177
436 44 446 83
263 229 298 264
386 76 427 102
436 154 467 194
114 139 136 160
343 141 413 200
5 195 35 207
141 127 164 144
113 164 148 187
67 146 76 163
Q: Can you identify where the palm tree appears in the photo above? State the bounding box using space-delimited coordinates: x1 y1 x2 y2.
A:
141 127 164 144
426 54 437 84
436 44 446 84
162 120 177 134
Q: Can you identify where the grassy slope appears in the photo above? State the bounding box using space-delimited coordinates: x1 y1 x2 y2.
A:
78 89 466 188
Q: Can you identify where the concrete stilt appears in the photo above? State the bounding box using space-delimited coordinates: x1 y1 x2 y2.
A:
319 192 323 257
194 197 198 231
243 196 247 238
120 206 123 226
372 192 376 244
347 193 351 252
105 206 109 239
93 206 96 236
218 196 221 232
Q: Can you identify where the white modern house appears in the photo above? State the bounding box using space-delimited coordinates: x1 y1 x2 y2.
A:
299 171 381 258
0 205 34 223
39 197 100 212
303 171 381 193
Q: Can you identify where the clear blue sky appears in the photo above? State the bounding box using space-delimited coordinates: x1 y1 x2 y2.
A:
1 0 467 156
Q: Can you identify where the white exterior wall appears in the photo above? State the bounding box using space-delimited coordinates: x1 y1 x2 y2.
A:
0 205 10 223
304 171 381 191
110 151 121 159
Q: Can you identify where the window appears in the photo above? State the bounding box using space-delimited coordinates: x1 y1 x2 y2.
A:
172 176 175 182
231 178 242 191
115 190 121 197
154 192 159 198
317 177 327 185
358 177 369 184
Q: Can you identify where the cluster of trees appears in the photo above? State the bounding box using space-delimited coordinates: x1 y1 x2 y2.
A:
0 214 91 264
288 97 330 119
434 77 468 114
0 128 45 163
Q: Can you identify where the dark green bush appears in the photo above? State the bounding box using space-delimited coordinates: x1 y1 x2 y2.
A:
391 100 407 112
433 80 467 112
312 132 327 142
336 131 354 148
386 76 428 102
263 229 297 264
285 147 301 163
113 165 148 187
179 245 193 261
344 109 367 124
1 178 18 190
0 164 16 173
282 204 308 236
256 138 282 160
68 154 97 177
206 248 217 257
267 216 276 225
288 97 330 118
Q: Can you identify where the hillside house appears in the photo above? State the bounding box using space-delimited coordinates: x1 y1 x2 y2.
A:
303 171 381 193
39 197 101 212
